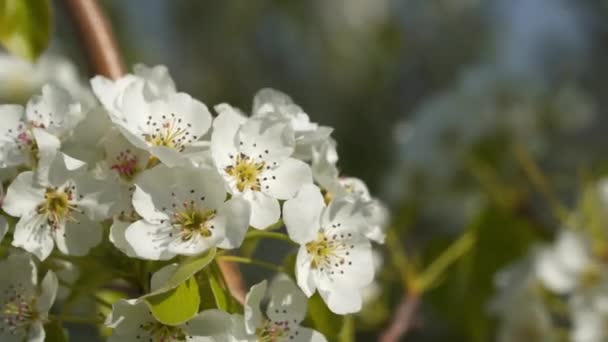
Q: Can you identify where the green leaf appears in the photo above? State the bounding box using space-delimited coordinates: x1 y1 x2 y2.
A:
145 277 201 325
304 293 343 339
0 0 52 61
208 268 229 311
44 320 68 342
147 248 216 297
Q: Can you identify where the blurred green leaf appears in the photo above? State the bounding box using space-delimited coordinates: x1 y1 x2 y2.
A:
208 267 229 311
304 293 343 340
0 0 52 61
338 315 355 342
44 320 68 342
426 205 541 341
145 277 200 325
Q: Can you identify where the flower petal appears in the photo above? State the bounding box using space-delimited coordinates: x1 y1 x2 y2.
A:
53 212 102 257
26 84 83 136
283 184 324 244
105 299 154 336
262 158 312 200
36 270 58 313
12 212 54 260
216 196 251 249
318 286 362 315
292 327 328 342
150 263 178 292
109 220 138 258
124 220 175 260
244 280 267 334
181 309 233 337
295 246 317 297
133 64 176 97
247 191 280 230
211 104 246 169
237 117 294 166
2 171 44 217
266 276 307 325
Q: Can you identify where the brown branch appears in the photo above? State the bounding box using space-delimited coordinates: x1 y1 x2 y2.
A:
63 0 247 304
379 293 420 342
217 259 246 304
63 0 125 79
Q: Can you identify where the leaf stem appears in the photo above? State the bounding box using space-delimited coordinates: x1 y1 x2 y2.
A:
217 255 283 273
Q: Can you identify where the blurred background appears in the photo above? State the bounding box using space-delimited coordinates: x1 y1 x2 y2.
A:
4 0 608 340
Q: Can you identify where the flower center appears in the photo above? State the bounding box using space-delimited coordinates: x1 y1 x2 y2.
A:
172 203 216 241
14 127 39 167
305 230 354 273
306 232 340 270
224 153 265 192
140 321 186 342
36 186 78 228
256 319 290 342
143 114 190 151
1 292 38 333
110 149 140 181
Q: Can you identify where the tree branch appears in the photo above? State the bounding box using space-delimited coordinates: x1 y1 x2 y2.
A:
63 0 125 79
379 293 420 342
63 0 247 304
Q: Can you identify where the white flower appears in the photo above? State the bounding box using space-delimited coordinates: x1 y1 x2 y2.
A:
283 184 374 314
101 79 212 167
60 106 113 165
570 306 608 342
1 152 111 260
106 266 231 342
0 84 85 169
228 277 327 342
0 253 58 342
0 51 95 107
124 164 251 260
490 259 555 342
534 230 594 294
93 129 153 257
211 104 312 229
253 88 332 161
312 143 389 243
91 64 176 119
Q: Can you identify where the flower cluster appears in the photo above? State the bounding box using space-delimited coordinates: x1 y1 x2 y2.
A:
0 64 388 340
490 180 608 342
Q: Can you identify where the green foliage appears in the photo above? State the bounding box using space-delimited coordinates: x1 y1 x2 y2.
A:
207 263 230 311
44 320 69 342
141 249 216 325
304 293 344 340
0 0 52 61
426 205 542 341
145 277 201 325
147 248 216 296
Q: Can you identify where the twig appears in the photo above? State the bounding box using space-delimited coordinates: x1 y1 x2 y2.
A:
62 0 125 79
217 259 246 304
379 293 420 342
513 144 569 223
63 0 248 305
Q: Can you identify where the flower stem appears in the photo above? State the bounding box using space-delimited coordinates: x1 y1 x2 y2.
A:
244 230 295 245
217 255 283 273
